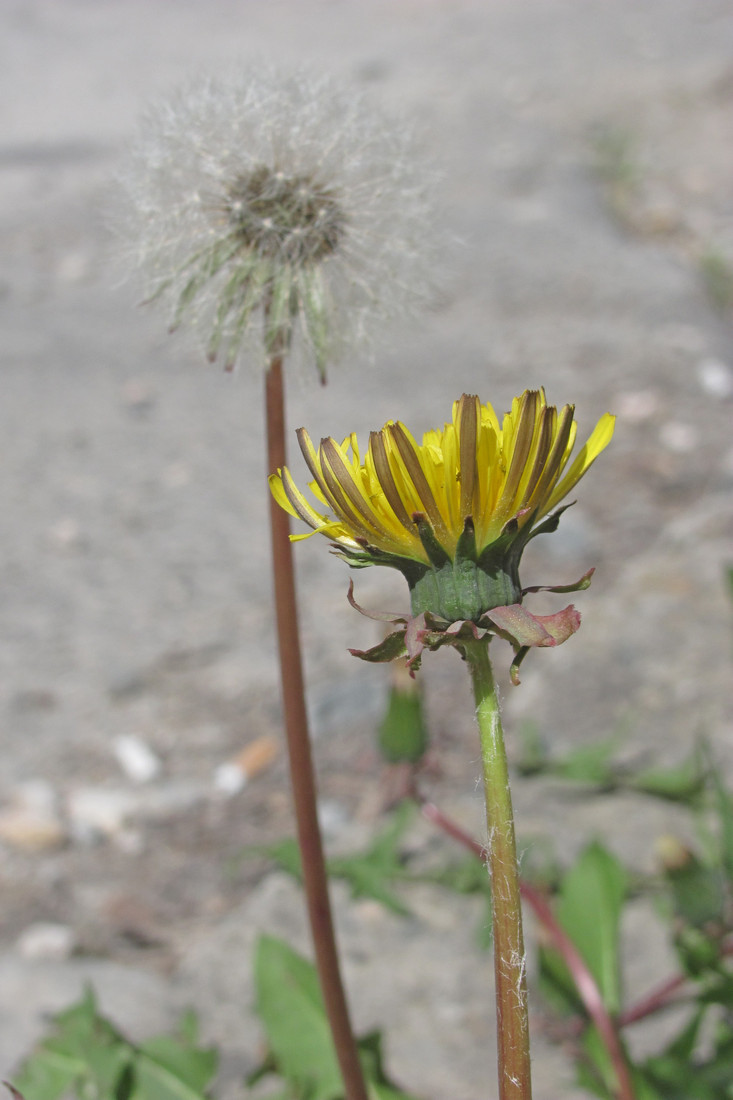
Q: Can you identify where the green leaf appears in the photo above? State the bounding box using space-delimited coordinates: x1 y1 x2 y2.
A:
13 990 215 1100
550 737 622 788
328 804 414 917
254 935 343 1100
12 989 129 1100
419 856 489 896
552 842 628 1015
368 1085 423 1100
710 766 733 883
357 1032 422 1099
11 1046 86 1100
517 729 623 788
629 748 707 804
254 939 424 1100
133 1036 217 1100
251 837 304 883
665 853 726 930
514 721 550 775
249 807 415 918
574 1024 617 1099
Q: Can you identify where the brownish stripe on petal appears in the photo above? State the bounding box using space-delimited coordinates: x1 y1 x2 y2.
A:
298 430 372 538
369 430 415 530
388 422 448 538
522 403 555 502
499 389 540 509
297 428 330 498
527 403 575 511
281 468 321 529
458 394 480 518
320 437 393 542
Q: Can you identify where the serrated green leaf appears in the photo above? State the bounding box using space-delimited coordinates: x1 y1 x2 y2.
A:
12 988 129 1100
250 807 414 918
13 991 216 1100
629 748 706 804
550 737 622 788
254 935 343 1100
251 837 304 882
418 856 489 896
328 805 414 917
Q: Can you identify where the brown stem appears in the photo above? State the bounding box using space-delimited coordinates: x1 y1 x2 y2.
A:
265 357 369 1100
417 796 636 1100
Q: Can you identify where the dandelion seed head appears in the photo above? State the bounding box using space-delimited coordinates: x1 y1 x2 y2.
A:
117 64 441 377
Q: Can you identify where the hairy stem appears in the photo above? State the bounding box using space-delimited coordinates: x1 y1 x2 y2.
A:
416 798 636 1099
464 640 532 1100
265 357 368 1100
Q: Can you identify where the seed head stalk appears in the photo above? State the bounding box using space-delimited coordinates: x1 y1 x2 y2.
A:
265 353 368 1100
463 639 532 1100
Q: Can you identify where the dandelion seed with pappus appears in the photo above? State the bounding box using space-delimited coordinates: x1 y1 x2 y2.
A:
120 67 439 379
118 65 442 1100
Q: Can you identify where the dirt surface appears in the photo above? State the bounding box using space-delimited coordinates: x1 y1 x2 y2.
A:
1 2 733 1098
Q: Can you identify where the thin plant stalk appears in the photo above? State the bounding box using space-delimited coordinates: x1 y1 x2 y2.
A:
463 640 532 1100
265 355 369 1100
416 797 636 1100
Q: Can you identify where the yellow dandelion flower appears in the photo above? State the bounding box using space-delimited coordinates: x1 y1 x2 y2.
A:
270 389 614 623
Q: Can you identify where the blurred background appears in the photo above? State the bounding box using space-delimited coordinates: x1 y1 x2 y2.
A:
1 2 732 1097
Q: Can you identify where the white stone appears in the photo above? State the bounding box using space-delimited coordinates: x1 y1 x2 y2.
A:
213 762 247 796
67 788 138 841
615 389 659 423
112 734 162 784
16 923 76 961
697 357 733 398
659 421 698 454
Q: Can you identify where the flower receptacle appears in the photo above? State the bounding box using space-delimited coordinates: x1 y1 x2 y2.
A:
408 557 522 623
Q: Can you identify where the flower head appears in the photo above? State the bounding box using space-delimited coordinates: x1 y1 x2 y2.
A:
270 389 614 676
119 66 439 377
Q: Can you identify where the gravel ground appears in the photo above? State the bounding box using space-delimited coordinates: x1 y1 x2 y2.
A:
1 2 733 1098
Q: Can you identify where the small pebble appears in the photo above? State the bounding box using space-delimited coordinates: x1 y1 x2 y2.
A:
697 357 733 398
317 799 350 836
659 421 698 454
67 788 137 841
16 922 76 961
0 781 65 851
46 517 83 550
213 763 247 796
615 389 658 423
121 378 156 412
0 809 66 851
113 734 162 784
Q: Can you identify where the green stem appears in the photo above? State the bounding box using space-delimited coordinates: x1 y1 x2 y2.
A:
464 640 532 1100
265 356 369 1100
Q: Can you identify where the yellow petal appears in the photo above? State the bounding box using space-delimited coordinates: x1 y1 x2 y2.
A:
543 412 616 514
